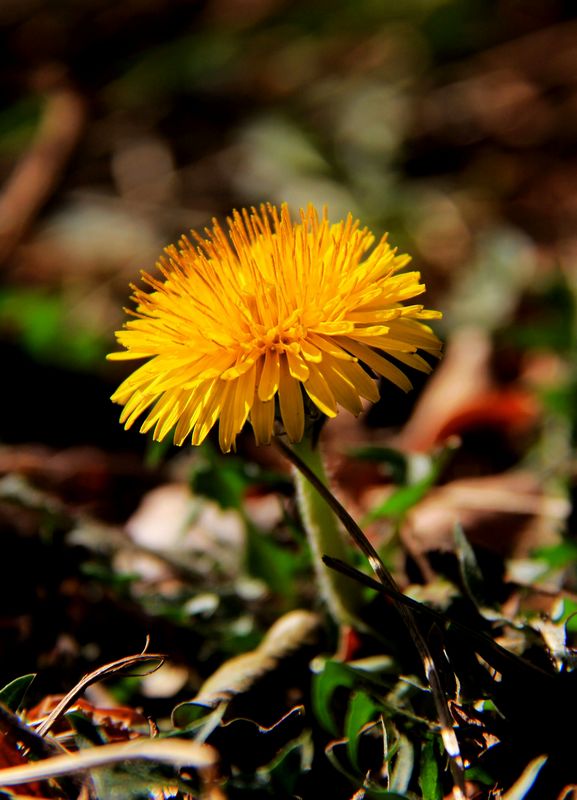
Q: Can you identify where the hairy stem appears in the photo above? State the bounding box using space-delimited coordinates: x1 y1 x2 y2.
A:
275 435 467 799
288 436 363 626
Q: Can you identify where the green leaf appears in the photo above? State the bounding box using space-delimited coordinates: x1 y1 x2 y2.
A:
345 690 382 771
363 479 431 523
244 519 299 603
0 96 41 155
0 288 107 369
312 659 358 736
190 445 249 510
347 446 408 484
419 736 442 800
534 540 577 571
0 674 35 711
362 450 448 524
268 736 312 796
66 710 107 745
555 596 577 634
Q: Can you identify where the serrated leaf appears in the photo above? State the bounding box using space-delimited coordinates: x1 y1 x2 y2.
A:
0 674 35 712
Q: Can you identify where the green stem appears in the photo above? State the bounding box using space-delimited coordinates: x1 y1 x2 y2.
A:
288 436 363 626
275 436 467 797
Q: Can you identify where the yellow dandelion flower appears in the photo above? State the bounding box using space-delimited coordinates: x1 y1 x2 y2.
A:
109 203 442 452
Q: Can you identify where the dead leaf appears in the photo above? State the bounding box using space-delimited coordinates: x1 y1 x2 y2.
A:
397 327 493 452
190 609 321 709
27 695 150 741
401 471 568 564
0 735 46 797
125 483 245 579
433 389 539 444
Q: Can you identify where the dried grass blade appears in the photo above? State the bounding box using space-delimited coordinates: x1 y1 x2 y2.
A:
35 643 165 738
0 738 216 786
322 555 554 681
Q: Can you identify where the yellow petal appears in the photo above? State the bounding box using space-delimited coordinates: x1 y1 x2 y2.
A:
307 332 354 361
414 309 443 320
218 391 239 453
221 356 256 381
250 396 275 445
350 334 415 352
300 339 322 363
315 320 355 335
330 346 380 403
218 365 257 452
386 318 442 351
391 351 433 373
303 364 337 417
321 358 364 416
258 348 280 401
118 390 157 428
278 357 304 442
173 384 209 445
139 390 181 435
343 339 413 392
107 350 151 361
154 390 189 440
345 309 402 324
286 348 310 381
234 361 257 425
191 382 227 445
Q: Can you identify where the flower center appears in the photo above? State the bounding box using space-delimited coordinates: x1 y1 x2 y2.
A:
253 322 305 352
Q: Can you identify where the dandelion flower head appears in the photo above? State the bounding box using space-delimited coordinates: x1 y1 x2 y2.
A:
109 203 442 452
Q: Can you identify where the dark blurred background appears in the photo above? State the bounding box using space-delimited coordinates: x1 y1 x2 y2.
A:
1 0 577 522
1 0 577 712
2 1 577 416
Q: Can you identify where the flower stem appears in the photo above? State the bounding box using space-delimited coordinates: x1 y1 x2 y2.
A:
286 436 363 626
275 435 467 798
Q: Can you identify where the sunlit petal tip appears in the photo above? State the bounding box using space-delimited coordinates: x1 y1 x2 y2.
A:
418 309 443 320
109 203 442 450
